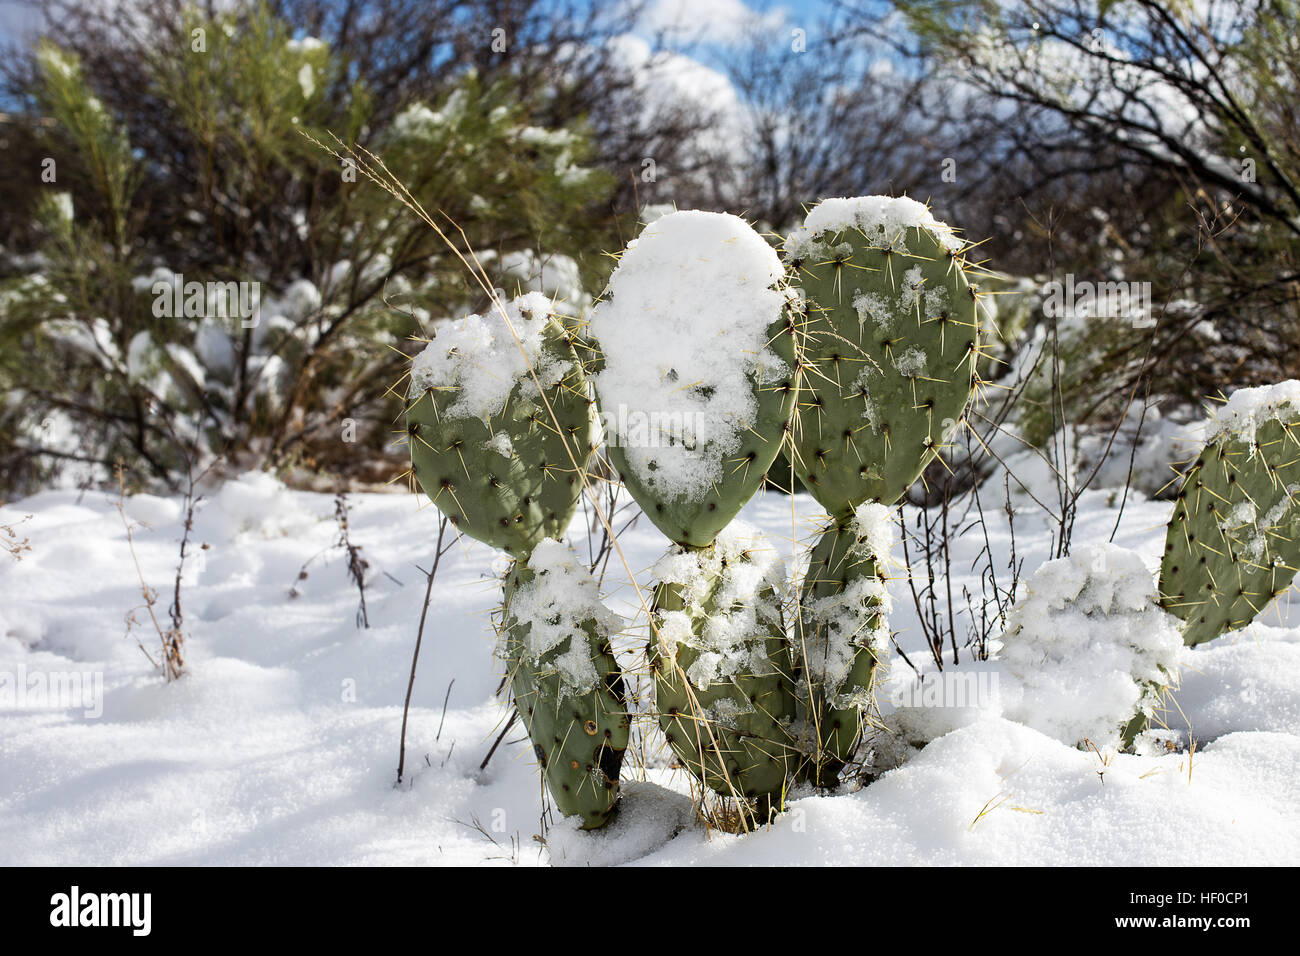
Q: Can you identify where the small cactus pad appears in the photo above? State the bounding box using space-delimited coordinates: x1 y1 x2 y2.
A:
796 502 894 786
1159 382 1300 646
649 523 798 814
588 211 797 547
784 196 980 516
500 541 630 829
406 293 595 557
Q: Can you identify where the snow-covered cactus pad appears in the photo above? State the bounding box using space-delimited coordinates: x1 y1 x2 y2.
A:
1001 543 1183 750
405 293 595 556
1160 382 1300 647
784 197 980 515
588 211 797 547
796 502 894 785
650 523 799 813
500 541 630 829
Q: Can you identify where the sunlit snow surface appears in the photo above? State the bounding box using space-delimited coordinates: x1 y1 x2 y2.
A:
2 474 1298 866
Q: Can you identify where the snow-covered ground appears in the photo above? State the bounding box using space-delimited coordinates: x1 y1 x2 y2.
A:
2 474 1298 866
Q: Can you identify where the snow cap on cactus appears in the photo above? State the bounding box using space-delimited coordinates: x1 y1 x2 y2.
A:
410 291 570 418
1001 543 1183 750
589 210 796 547
1203 379 1300 444
784 196 963 262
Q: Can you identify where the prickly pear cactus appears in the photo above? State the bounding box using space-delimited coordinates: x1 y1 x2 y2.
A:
1160 382 1300 646
796 503 894 786
588 211 797 547
500 540 630 829
784 197 981 515
649 524 798 816
406 292 595 556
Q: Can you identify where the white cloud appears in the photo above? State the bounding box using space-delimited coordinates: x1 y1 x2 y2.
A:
642 0 786 46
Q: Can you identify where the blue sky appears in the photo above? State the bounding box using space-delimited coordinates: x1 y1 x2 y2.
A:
0 0 841 58
0 1 38 45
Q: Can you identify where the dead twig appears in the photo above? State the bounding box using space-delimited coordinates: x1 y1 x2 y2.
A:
397 514 453 785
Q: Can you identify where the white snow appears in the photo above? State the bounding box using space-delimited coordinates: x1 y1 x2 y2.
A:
999 543 1185 750
500 540 622 693
784 196 963 262
2 475 1299 866
801 503 896 704
652 520 785 688
1205 379 1300 445
409 292 566 419
590 211 790 497
892 345 928 378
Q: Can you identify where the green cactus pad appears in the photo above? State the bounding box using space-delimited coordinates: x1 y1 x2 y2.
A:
1159 383 1300 646
649 524 798 815
405 293 595 557
588 210 797 548
500 541 630 829
784 197 980 516
795 503 894 786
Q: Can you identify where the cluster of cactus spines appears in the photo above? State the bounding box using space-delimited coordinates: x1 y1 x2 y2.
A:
499 542 629 829
796 504 893 787
405 295 596 556
784 201 982 516
649 527 799 820
1158 391 1300 647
